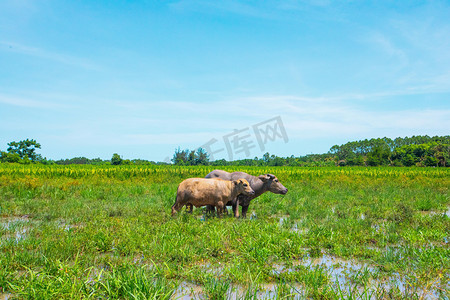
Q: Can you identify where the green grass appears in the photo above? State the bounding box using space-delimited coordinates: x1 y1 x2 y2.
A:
0 165 449 299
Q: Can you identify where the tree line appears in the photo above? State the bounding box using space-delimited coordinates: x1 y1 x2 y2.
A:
329 135 449 167
1 135 449 167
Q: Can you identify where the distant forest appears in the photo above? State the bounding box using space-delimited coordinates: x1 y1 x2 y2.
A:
1 135 449 167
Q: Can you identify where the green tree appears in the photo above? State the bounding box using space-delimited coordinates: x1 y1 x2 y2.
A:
195 148 209 165
423 155 438 167
171 148 188 165
431 143 449 167
211 158 227 166
7 139 42 162
402 154 416 167
348 155 365 166
262 152 271 164
187 150 196 165
171 147 209 165
366 146 390 166
111 153 123 165
269 155 285 166
0 151 21 163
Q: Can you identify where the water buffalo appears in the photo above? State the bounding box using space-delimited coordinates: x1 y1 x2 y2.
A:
205 170 288 218
171 178 255 218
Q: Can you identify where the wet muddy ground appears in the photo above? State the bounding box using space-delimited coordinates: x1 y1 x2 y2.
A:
1 210 448 299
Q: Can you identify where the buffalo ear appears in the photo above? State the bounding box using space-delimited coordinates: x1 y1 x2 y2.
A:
258 175 269 182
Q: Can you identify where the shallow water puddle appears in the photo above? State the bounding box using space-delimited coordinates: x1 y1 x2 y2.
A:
371 222 388 233
0 216 30 229
172 282 202 300
172 282 306 300
0 293 12 300
272 254 447 299
272 254 376 287
1 216 30 244
57 219 84 231
199 262 224 277
302 254 376 290
278 217 308 234
420 207 450 218
380 273 445 300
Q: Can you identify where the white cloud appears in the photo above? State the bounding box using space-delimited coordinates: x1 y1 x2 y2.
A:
0 41 101 71
367 33 408 65
0 94 71 109
362 11 450 94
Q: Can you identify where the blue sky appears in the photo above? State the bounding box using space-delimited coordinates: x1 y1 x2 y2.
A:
1 0 449 161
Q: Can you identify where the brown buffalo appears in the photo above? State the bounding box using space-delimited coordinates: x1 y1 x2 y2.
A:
171 178 255 218
205 170 288 218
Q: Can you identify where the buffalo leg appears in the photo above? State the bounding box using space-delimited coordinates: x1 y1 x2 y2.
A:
206 205 215 215
217 201 224 218
241 205 249 218
232 199 239 218
207 205 228 215
171 202 183 216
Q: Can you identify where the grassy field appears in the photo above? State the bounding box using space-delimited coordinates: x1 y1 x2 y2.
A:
0 165 449 299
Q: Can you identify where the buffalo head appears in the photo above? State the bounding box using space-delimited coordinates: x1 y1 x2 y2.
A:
258 174 288 195
234 179 255 196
